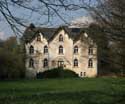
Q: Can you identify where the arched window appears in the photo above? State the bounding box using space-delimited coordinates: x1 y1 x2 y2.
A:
88 47 93 55
74 59 78 67
43 58 48 68
74 45 78 54
37 34 41 41
29 45 34 54
88 59 93 68
59 45 63 54
59 34 63 42
44 45 48 54
29 58 34 68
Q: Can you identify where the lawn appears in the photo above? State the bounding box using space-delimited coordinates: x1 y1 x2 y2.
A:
0 78 125 104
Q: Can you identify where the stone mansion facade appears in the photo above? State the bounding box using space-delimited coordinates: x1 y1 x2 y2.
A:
24 25 97 78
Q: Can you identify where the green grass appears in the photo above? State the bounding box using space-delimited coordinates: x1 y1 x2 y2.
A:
0 78 125 104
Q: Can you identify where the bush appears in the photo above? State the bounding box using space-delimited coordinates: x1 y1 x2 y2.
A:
37 67 78 79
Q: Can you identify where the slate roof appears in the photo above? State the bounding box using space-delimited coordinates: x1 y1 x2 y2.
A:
23 24 88 43
35 27 57 40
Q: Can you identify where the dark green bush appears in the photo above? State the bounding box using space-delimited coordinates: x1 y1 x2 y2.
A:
37 68 78 79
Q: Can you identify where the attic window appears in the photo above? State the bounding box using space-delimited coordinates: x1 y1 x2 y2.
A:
59 34 63 42
37 34 41 41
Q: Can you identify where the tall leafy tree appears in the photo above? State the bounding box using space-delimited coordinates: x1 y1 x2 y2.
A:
0 37 25 79
89 0 125 75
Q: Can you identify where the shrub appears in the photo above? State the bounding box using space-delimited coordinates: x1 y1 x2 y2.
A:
37 67 78 79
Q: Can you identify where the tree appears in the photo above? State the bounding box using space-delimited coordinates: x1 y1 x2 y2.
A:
0 37 25 79
0 0 124 40
88 23 110 75
0 0 92 36
89 0 125 75
89 0 125 41
0 0 124 75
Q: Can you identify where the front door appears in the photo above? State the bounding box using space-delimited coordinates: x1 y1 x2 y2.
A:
58 61 64 67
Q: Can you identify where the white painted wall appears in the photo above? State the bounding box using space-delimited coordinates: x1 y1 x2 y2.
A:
25 29 98 78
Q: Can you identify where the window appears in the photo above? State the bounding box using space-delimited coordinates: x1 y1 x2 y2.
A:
84 72 86 76
29 58 34 68
43 58 48 68
80 72 86 77
74 46 78 54
37 35 41 41
29 45 34 54
59 45 63 54
80 72 83 77
88 47 93 55
59 34 63 42
44 45 48 54
88 59 93 68
74 59 78 67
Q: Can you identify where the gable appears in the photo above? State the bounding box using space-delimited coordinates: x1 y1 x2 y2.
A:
48 26 68 42
23 24 96 45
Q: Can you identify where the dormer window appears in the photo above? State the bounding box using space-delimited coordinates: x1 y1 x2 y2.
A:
44 45 48 54
59 34 63 42
74 46 78 54
37 34 41 41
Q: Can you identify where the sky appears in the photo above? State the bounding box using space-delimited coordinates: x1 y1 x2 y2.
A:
0 0 96 40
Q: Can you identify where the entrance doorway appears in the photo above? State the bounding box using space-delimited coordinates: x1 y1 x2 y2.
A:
58 61 64 67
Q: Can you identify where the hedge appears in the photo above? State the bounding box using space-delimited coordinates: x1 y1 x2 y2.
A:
37 67 78 79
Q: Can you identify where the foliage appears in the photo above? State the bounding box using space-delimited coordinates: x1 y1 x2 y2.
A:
37 68 78 79
88 23 125 75
0 78 125 104
1 0 124 78
0 37 25 79
88 23 110 74
89 0 125 75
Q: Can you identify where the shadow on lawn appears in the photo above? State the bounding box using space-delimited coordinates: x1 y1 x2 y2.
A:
0 90 125 104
